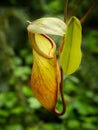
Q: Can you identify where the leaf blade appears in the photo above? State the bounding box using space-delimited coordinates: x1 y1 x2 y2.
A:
60 16 82 75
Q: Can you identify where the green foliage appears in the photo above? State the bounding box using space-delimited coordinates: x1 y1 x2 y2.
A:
0 0 98 130
60 16 82 75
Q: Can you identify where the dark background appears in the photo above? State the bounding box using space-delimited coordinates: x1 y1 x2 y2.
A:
0 0 98 130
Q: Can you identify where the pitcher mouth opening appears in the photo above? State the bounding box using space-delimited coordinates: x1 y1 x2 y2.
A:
28 32 56 59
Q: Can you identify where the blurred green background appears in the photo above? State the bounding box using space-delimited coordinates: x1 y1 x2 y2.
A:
0 0 98 130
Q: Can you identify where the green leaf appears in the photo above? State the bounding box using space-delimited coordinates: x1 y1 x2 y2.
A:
22 85 33 97
11 107 24 114
6 124 24 130
87 30 98 53
68 120 80 129
60 16 82 75
0 110 9 117
28 97 41 109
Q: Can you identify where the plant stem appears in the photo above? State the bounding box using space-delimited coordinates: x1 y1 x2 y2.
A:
80 0 98 24
53 0 68 116
64 0 68 23
53 68 66 116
